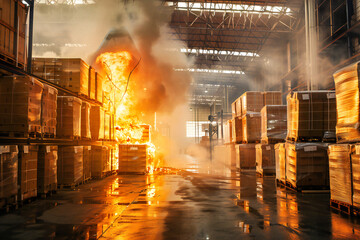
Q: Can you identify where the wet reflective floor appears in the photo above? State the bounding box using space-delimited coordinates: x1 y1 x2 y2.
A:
1 171 360 239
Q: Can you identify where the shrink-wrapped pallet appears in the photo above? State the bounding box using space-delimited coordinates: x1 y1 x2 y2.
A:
95 73 103 103
235 144 256 169
81 102 91 139
83 146 91 181
118 144 148 174
256 144 275 175
261 105 287 143
241 91 264 116
286 91 336 142
285 142 329 189
57 96 82 139
232 116 243 143
37 145 57 195
351 144 360 208
41 84 58 137
0 76 43 136
262 91 282 105
333 62 360 143
58 146 83 185
275 143 286 183
91 146 110 178
104 112 110 140
32 58 89 96
0 146 18 204
234 97 242 117
231 102 236 118
18 145 38 201
90 106 104 140
242 113 261 143
224 119 233 144
88 67 96 100
328 144 352 205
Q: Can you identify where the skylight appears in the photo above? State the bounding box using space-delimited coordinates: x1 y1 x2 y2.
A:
180 48 259 57
175 68 244 75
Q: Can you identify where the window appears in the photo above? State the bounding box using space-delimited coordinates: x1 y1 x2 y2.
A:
186 121 209 138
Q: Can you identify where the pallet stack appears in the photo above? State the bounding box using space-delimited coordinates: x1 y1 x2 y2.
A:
0 146 18 209
277 91 336 191
41 85 58 138
232 91 282 172
37 146 57 197
57 96 82 139
118 144 148 174
18 145 38 202
328 62 360 215
57 146 83 187
81 102 91 139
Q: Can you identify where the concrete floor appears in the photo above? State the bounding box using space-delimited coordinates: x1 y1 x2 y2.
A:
1 170 360 239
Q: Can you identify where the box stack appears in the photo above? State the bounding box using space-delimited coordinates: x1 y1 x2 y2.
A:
275 143 286 184
256 144 275 176
235 144 256 170
118 144 148 174
81 102 91 139
18 145 38 201
327 62 360 214
90 106 105 140
41 84 58 138
91 146 110 178
223 119 232 144
88 67 96 100
57 96 82 139
83 146 91 181
37 145 57 196
0 146 18 207
57 146 83 186
278 91 335 190
95 73 103 103
0 76 43 137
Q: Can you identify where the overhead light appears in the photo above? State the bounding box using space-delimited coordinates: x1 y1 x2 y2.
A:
166 2 292 15
175 68 245 75
205 90 208 93
180 48 259 57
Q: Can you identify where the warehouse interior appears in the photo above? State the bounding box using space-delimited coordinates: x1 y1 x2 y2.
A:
1 0 360 239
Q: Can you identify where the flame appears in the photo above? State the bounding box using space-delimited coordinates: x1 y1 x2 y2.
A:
96 51 159 173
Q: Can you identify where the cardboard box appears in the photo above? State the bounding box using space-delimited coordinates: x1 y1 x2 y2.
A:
256 144 275 175
95 73 103 103
261 105 287 143
287 91 336 142
41 84 58 137
224 119 233 144
235 144 256 169
83 146 91 180
91 146 110 178
90 106 105 140
285 142 329 189
118 144 148 174
18 145 38 201
333 62 360 143
58 146 83 185
275 143 286 183
57 96 82 138
328 144 352 205
0 145 18 201
262 91 282 105
232 117 243 143
241 91 264 116
351 144 360 208
88 67 96 100
242 113 261 143
37 145 57 195
81 102 91 139
0 76 43 134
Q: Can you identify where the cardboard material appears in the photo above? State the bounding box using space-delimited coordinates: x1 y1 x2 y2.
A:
90 106 105 140
262 91 282 106
18 145 38 201
57 96 82 138
37 145 57 194
95 73 103 103
81 102 91 139
41 84 58 136
232 117 243 143
241 91 264 116
91 146 110 178
242 113 261 143
118 144 148 174
275 143 286 183
0 145 18 200
58 146 83 185
83 146 91 180
261 105 287 143
256 144 275 175
235 144 256 169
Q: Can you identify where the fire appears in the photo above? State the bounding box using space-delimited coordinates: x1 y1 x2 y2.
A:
96 51 159 173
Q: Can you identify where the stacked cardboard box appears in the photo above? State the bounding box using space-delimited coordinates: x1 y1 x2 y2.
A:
18 145 38 201
285 142 329 189
256 144 275 176
57 96 82 139
41 84 58 137
81 102 91 139
0 145 18 206
235 144 256 170
242 113 261 143
275 143 286 184
223 119 233 144
83 146 91 181
118 144 148 174
261 105 287 144
91 146 110 178
32 58 89 97
95 73 103 103
90 106 105 140
88 67 96 100
37 145 57 195
58 146 83 186
241 91 264 115
232 116 242 143
262 91 282 106
286 91 336 142
352 145 360 209
0 76 43 136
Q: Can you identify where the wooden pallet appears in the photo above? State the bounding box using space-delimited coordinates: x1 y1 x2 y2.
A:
285 181 329 193
330 199 352 215
39 190 57 199
256 171 276 178
276 179 286 187
56 135 81 140
261 139 284 144
287 136 335 143
0 195 18 213
58 181 82 190
242 140 260 144
42 133 55 139
0 131 41 138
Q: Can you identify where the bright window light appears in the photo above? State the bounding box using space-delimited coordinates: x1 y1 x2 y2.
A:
35 0 95 5
175 68 245 75
166 2 292 15
180 48 259 57
186 121 209 138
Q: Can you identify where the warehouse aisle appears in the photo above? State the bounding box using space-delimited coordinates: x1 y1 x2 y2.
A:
1 171 360 239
